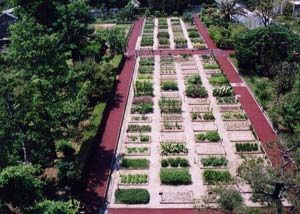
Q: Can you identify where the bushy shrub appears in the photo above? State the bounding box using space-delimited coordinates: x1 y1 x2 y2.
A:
160 169 192 185
55 140 75 156
134 80 153 96
115 189 150 204
121 158 149 169
159 38 169 45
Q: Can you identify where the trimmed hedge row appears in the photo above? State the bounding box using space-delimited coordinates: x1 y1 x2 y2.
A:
160 168 192 185
115 189 150 204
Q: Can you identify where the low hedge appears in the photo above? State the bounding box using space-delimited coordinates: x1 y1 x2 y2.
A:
121 158 149 169
161 157 190 168
236 143 258 152
115 189 150 204
160 168 192 185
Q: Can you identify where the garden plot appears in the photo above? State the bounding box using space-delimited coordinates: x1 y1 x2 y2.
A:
118 170 149 186
224 120 251 131
141 18 154 50
157 18 170 48
160 191 194 204
201 55 222 77
125 133 151 144
171 18 188 49
199 155 228 169
228 131 256 142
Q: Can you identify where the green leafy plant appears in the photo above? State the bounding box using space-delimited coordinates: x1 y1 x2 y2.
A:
201 156 228 167
161 143 188 155
203 170 232 184
160 169 192 185
161 157 190 168
120 174 148 184
213 86 233 97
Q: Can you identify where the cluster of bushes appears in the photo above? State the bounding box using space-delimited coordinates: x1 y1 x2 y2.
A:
115 189 150 204
161 157 190 168
127 125 151 133
203 170 232 184
196 131 220 142
121 158 150 169
201 156 228 167
120 174 148 184
186 75 208 98
161 143 188 155
161 80 178 91
236 143 259 152
201 7 247 49
160 169 192 185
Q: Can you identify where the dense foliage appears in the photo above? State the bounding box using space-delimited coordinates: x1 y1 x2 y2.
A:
235 25 300 77
0 0 126 212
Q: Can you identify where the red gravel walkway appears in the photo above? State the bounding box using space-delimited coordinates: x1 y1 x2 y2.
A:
82 18 144 213
193 14 217 49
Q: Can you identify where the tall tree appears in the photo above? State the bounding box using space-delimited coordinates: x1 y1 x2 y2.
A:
238 157 300 213
0 164 45 210
219 0 246 24
255 0 276 26
0 17 88 166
